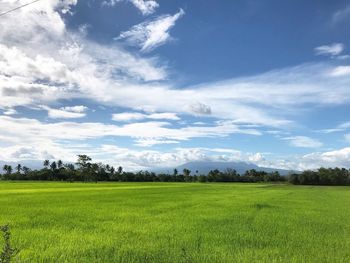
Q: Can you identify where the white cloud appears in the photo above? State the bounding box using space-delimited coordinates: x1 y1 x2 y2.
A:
112 112 180 122
189 102 212 115
147 112 180 120
1 0 350 172
296 147 350 170
62 105 88 113
0 115 260 149
283 136 323 148
129 0 159 15
103 0 159 15
248 152 265 163
3 0 350 130
314 43 344 56
2 108 17 115
90 145 267 170
43 105 88 119
330 66 350 76
134 138 180 147
118 9 185 52
112 112 146 121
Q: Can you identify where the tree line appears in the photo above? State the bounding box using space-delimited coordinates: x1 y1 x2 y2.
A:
1 155 349 185
288 167 350 185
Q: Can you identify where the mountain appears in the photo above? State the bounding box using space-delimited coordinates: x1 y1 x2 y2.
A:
170 161 296 176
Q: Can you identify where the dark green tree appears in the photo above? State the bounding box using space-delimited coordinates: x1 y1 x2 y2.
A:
43 160 50 169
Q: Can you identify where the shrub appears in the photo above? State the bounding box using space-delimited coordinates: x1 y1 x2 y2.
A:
0 225 18 263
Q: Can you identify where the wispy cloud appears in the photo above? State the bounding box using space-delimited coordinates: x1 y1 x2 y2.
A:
283 136 323 148
112 112 180 121
314 43 344 57
117 9 185 52
332 5 350 24
319 121 350 134
330 66 350 77
345 134 350 143
0 115 261 150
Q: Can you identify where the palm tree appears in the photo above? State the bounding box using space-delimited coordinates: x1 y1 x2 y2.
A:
7 165 12 174
57 160 63 169
43 160 50 169
50 161 57 171
2 165 8 174
16 164 21 173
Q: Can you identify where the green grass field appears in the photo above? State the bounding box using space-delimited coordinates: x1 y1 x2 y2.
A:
0 182 349 262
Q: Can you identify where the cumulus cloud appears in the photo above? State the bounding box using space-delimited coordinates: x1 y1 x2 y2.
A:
117 9 185 52
314 43 344 56
296 147 350 170
283 136 323 148
189 102 212 115
129 0 158 15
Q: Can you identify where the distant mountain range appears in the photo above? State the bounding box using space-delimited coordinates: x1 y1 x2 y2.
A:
157 161 297 176
0 160 43 171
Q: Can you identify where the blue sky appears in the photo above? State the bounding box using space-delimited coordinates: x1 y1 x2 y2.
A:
0 0 350 170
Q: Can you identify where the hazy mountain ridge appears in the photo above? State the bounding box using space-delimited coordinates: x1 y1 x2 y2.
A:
166 161 297 176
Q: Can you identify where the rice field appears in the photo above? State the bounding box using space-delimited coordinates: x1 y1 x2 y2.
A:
0 182 349 262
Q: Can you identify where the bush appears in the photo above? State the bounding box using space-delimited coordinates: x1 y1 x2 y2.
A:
0 225 18 263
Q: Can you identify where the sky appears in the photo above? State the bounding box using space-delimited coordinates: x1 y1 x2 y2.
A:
1 0 350 171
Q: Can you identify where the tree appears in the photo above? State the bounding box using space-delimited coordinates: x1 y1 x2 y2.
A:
57 160 63 169
43 160 50 169
183 169 191 182
117 166 123 175
22 166 30 175
2 165 12 175
183 169 191 177
50 161 57 171
16 164 21 174
65 163 75 170
76 155 92 170
173 168 178 176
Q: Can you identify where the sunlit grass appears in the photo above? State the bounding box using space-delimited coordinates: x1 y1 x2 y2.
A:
0 182 349 262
